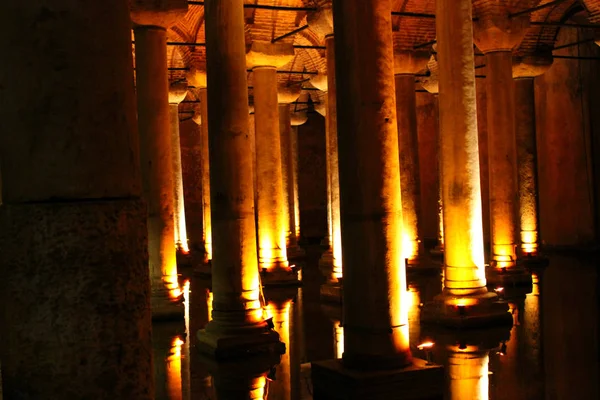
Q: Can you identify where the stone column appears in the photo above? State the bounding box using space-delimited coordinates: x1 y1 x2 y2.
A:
421 57 445 257
421 0 510 327
247 41 298 285
313 1 443 396
278 88 305 261
187 69 213 267
169 83 190 256
0 0 152 397
132 2 187 320
290 111 308 250
197 0 283 357
473 10 529 284
394 50 430 265
512 55 553 260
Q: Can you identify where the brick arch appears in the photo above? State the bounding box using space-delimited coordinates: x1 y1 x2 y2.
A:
581 0 600 22
391 0 436 50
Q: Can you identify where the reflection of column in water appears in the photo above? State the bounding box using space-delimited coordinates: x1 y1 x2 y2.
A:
524 273 540 365
266 300 292 400
448 347 489 400
153 323 186 400
189 280 213 399
182 281 191 400
334 320 344 360
213 369 269 399
290 290 304 400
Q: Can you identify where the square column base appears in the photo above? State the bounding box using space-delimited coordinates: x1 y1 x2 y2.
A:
197 325 285 360
421 291 513 329
194 260 212 277
320 281 343 304
406 259 443 276
287 245 306 261
518 254 550 269
151 291 185 322
260 267 301 287
311 358 444 400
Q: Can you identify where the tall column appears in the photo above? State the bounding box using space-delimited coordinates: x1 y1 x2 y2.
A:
313 1 443 397
132 3 187 320
197 0 282 357
278 88 305 261
290 112 308 249
473 9 529 284
308 10 343 286
512 55 553 261
421 57 445 256
247 41 298 285
0 0 153 397
169 83 190 256
394 50 430 265
421 0 510 327
188 68 213 266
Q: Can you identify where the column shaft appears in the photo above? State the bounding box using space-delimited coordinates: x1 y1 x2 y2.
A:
436 0 486 293
279 105 294 249
395 74 423 262
199 88 213 262
291 126 302 243
486 51 518 268
254 67 289 270
170 103 189 253
204 0 263 327
333 0 411 368
326 36 343 278
515 78 540 255
0 0 152 397
134 27 180 308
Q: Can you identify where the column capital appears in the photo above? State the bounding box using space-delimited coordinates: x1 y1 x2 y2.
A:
192 106 202 125
512 54 553 79
394 50 430 76
310 73 328 92
315 102 327 117
419 56 439 95
473 14 529 53
187 67 207 89
168 82 188 104
130 0 188 28
278 86 302 104
291 111 308 126
307 4 333 40
246 41 295 69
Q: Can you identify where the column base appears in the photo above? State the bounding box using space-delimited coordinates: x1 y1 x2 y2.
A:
287 244 306 261
194 259 213 277
311 358 444 400
406 258 443 276
260 266 301 286
429 246 444 260
176 250 193 269
421 291 512 329
486 266 533 290
197 322 285 360
151 289 185 322
320 281 343 304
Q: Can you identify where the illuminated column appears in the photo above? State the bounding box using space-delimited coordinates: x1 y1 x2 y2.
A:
313 1 444 394
0 0 153 397
394 50 430 264
187 69 213 266
421 0 511 327
447 348 490 400
197 0 283 357
309 9 343 284
132 3 187 319
512 55 553 259
247 41 297 285
278 88 305 260
290 111 308 249
421 58 444 255
473 11 528 274
169 83 190 256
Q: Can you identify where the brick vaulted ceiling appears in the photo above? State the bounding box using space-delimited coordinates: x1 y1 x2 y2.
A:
137 0 598 115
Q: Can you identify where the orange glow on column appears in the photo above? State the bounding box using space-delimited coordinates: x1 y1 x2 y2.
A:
167 337 184 400
448 348 489 400
266 300 292 399
334 320 344 359
402 232 419 262
198 88 212 262
491 243 516 269
521 230 538 255
169 100 190 255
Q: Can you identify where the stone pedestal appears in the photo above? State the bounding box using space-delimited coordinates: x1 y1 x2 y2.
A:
320 281 343 304
311 358 444 400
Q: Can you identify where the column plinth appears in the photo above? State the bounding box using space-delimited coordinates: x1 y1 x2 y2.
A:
197 0 283 359
0 1 153 396
421 0 511 328
134 21 184 320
